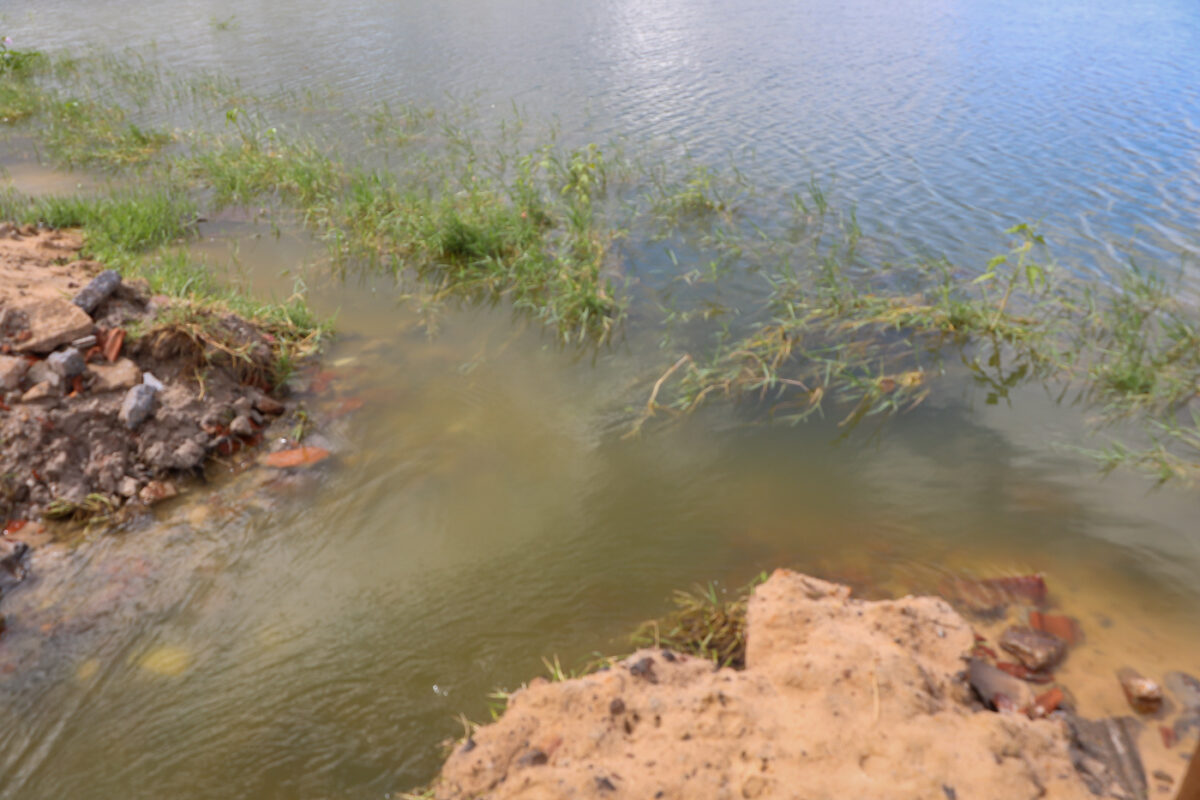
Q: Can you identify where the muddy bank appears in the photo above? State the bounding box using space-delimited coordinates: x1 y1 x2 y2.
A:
431 570 1194 799
0 222 320 550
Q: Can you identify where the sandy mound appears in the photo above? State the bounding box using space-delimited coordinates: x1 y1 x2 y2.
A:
434 570 1097 799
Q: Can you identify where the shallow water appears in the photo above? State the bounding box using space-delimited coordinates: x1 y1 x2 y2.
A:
1 1 1200 797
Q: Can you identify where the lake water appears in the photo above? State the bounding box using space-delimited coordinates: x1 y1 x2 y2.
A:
1 0 1199 797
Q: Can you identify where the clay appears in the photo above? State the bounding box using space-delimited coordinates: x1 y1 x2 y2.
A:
432 571 1097 800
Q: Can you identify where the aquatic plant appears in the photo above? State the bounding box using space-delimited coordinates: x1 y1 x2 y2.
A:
4 44 1200 482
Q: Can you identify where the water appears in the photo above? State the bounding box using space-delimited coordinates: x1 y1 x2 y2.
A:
1 1 1200 796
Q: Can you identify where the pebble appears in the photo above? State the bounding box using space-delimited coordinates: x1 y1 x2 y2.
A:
72 269 122 315
139 480 178 506
229 415 255 438
47 347 86 379
21 381 56 403
1117 667 1163 714
172 439 206 470
119 384 157 430
999 626 1066 672
0 354 29 391
88 358 142 393
254 393 285 415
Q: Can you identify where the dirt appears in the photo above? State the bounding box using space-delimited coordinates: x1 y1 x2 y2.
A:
432 570 1179 800
0 222 292 531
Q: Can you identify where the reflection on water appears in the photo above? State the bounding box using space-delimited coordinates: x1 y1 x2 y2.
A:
5 0 1200 275
0 0 1199 793
0 225 1197 798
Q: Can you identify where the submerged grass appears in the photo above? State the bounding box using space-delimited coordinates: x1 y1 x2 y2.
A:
4 43 1200 481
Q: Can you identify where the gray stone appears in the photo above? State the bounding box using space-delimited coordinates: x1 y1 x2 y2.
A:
119 384 157 430
230 415 255 438
47 348 86 379
143 442 171 469
0 537 29 581
71 334 97 350
173 439 206 470
0 354 29 391
72 269 122 315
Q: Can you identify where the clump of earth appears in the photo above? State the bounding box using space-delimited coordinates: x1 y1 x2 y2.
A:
432 570 1195 799
0 222 297 529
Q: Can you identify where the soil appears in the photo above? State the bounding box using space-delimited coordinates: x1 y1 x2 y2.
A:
432 570 1182 800
0 222 292 531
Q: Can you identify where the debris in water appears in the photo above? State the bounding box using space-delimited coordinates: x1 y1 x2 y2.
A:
967 657 1034 711
1117 668 1163 714
999 626 1066 671
263 446 331 468
1165 671 1200 711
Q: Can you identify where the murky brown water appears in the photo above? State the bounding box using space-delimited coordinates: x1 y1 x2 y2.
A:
0 209 1197 797
2 0 1200 792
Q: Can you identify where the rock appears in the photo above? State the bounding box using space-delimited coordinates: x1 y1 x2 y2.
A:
72 269 122 315
232 396 254 416
1165 672 1200 711
172 439 206 470
229 415 254 438
119 384 157 430
117 476 141 498
142 372 164 392
88 358 141 393
967 658 1035 712
13 296 94 354
1065 714 1147 800
1118 668 1163 714
0 537 29 581
25 359 62 390
71 334 97 350
999 626 1066 671
139 480 178 506
46 347 86 379
143 442 172 469
0 354 29 391
254 393 285 415
21 381 56 402
628 655 658 683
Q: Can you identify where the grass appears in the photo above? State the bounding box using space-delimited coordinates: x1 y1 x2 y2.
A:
3 43 1200 482
0 187 328 385
631 574 766 669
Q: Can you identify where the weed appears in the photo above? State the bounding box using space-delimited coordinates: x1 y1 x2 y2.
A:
631 574 767 669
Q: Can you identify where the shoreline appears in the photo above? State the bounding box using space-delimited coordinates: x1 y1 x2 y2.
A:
421 570 1197 799
0 219 330 625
